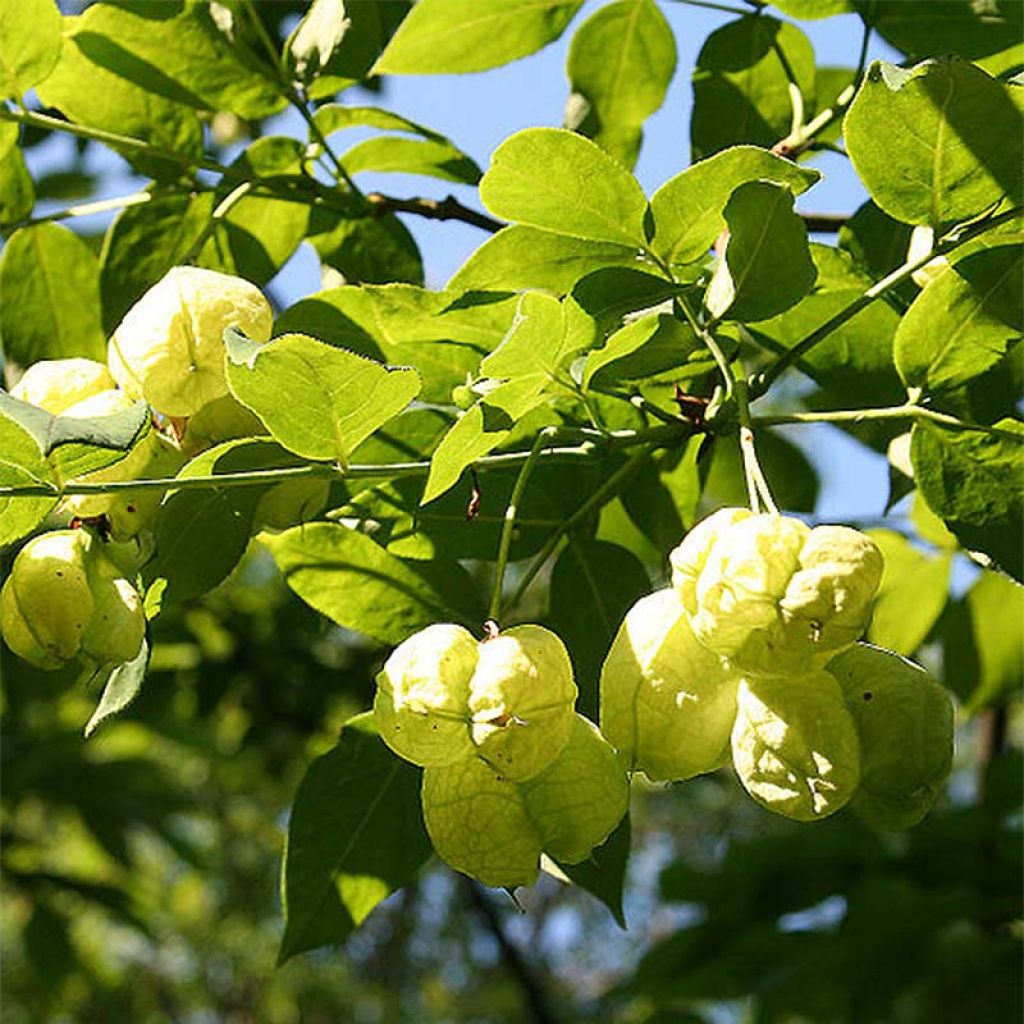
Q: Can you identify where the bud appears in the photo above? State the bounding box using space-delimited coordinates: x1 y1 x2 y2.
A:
468 624 578 781
670 510 883 673
600 588 739 781
108 266 273 417
731 672 861 821
10 358 116 414
829 644 954 830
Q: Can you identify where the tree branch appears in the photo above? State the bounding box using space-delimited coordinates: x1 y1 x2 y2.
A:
365 191 504 234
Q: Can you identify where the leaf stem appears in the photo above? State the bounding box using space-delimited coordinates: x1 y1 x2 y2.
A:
505 448 658 616
182 180 253 263
489 427 559 621
750 205 1023 396
0 424 689 499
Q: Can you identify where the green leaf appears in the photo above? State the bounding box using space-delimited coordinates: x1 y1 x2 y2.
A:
279 712 432 963
866 530 952 656
870 0 1024 77
422 376 550 504
314 103 451 141
196 137 310 286
704 428 819 514
479 127 648 247
705 181 817 323
547 538 650 720
307 204 423 287
274 284 515 404
0 0 62 98
837 199 916 305
144 439 304 605
448 225 640 295
225 329 421 469
0 142 34 226
691 16 816 160
341 136 480 184
0 411 57 548
750 244 905 413
50 1 284 120
480 291 570 378
99 191 216 334
36 15 203 179
844 57 1023 227
911 418 1024 581
0 224 106 365
770 0 854 16
556 813 631 929
264 523 483 644
374 0 583 75
565 0 676 170
648 145 820 267
942 569 1024 712
583 313 699 388
895 246 1022 395
84 637 149 738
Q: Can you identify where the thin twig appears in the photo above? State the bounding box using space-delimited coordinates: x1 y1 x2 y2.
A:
366 192 504 233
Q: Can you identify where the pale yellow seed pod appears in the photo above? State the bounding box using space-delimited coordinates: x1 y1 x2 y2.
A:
468 624 578 782
731 672 861 822
600 588 740 782
10 358 116 414
374 623 479 767
108 266 273 417
519 714 629 864
0 530 94 669
421 755 542 889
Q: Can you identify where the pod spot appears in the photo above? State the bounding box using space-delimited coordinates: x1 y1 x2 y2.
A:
862 691 873 702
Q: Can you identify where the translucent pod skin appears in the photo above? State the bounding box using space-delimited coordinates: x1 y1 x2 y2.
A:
670 510 883 674
10 358 116 414
108 266 273 417
519 714 629 864
468 624 578 782
374 623 479 767
0 530 94 669
81 570 146 669
421 755 542 889
829 644 954 831
732 672 861 822
57 390 185 540
600 589 740 782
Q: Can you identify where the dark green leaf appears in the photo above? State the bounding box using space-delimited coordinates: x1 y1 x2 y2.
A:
648 145 820 267
341 136 480 184
706 181 817 323
0 224 106 365
556 813 631 928
448 225 640 295
479 127 648 247
264 522 483 644
374 0 583 75
225 329 421 468
565 0 676 169
197 137 310 285
911 418 1024 581
866 530 951 656
895 246 1022 395
308 205 423 287
547 538 650 719
837 199 916 305
942 569 1024 711
583 313 699 388
0 411 57 548
279 712 432 963
691 16 816 160
84 637 149 738
844 57 1023 227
